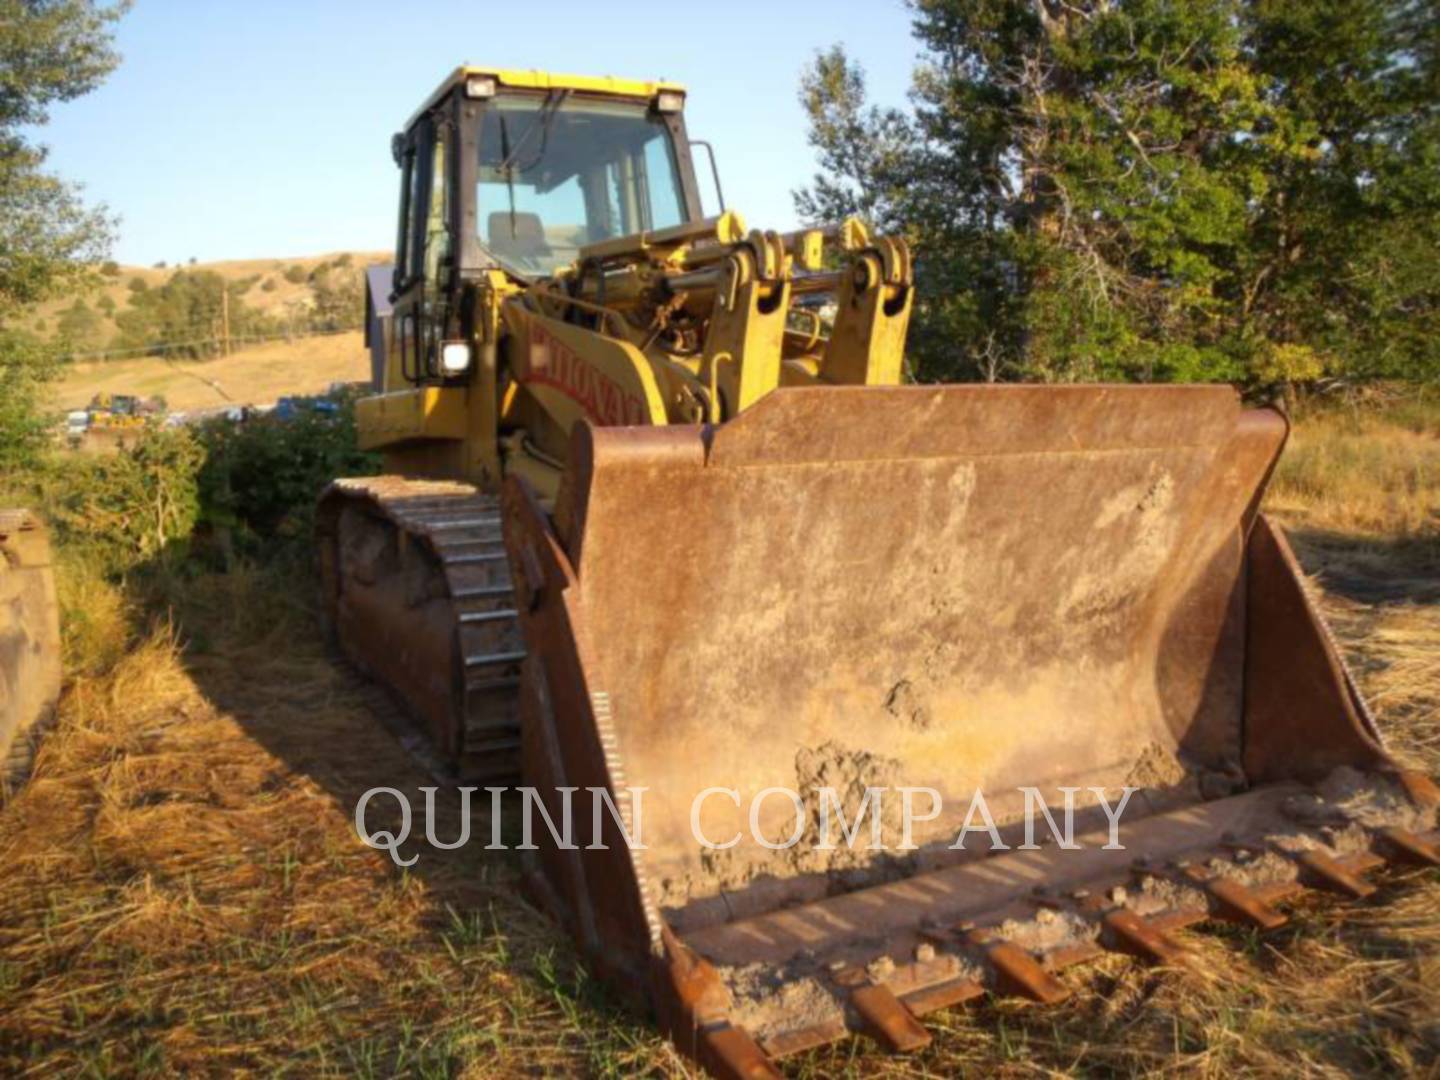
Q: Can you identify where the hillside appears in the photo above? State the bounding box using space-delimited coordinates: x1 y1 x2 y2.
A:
31 251 389 357
51 331 370 413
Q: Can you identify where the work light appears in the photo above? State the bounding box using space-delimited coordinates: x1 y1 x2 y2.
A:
440 342 472 375
465 75 497 99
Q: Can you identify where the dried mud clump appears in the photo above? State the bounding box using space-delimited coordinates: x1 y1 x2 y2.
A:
655 741 910 916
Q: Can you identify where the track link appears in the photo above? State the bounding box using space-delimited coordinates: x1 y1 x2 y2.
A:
318 477 525 783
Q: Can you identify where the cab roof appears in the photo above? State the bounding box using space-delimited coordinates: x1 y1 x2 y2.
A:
406 66 686 131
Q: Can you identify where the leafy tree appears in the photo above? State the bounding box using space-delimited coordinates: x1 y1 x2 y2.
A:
42 425 205 564
1241 0 1440 381
0 331 61 470
56 296 104 348
307 265 363 331
113 270 274 357
0 0 126 467
797 0 1440 386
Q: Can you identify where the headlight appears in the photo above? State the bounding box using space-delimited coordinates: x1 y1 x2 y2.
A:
440 342 472 375
654 89 684 114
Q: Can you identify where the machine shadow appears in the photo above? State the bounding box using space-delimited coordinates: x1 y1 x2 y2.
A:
157 551 646 1031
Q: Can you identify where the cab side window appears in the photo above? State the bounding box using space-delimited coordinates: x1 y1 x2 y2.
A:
641 131 683 230
401 118 434 287
420 124 453 378
423 127 451 286
405 146 426 282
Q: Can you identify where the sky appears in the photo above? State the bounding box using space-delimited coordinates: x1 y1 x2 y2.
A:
36 0 921 267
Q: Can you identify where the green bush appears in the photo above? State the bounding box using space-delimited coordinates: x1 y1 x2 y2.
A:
196 388 378 555
307 267 363 331
56 298 105 349
38 426 206 569
283 265 307 285
17 388 377 579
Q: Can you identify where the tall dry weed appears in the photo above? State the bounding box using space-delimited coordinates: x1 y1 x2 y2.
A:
1270 399 1440 539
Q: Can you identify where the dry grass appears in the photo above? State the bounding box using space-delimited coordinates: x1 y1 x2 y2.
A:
50 548 135 679
1269 396 1440 540
1268 395 1439 780
51 331 370 414
0 402 1436 1077
0 570 681 1076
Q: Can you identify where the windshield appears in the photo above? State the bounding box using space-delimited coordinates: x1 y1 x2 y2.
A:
476 92 687 275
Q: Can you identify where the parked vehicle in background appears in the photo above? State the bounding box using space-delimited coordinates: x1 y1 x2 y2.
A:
64 411 89 444
273 395 339 422
86 392 166 431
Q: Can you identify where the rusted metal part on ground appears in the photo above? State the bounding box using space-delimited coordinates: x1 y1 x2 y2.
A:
0 509 61 798
1377 826 1440 867
851 983 932 1052
968 931 1071 1005
316 478 524 781
499 385 1440 1078
1139 859 1291 930
1102 909 1189 966
1293 848 1378 899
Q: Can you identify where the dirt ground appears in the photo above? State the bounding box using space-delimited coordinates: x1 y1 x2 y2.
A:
0 411 1436 1077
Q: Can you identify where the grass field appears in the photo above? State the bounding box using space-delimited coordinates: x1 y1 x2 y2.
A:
52 331 370 414
0 399 1436 1077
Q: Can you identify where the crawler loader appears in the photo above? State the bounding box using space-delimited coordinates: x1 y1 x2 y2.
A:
321 68 1440 1077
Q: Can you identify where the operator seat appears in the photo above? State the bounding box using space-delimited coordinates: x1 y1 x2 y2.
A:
487 212 552 265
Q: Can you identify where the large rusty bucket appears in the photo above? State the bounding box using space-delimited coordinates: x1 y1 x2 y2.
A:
0 510 62 795
501 386 1439 1077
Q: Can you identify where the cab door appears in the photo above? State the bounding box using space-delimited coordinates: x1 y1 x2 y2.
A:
389 107 456 389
